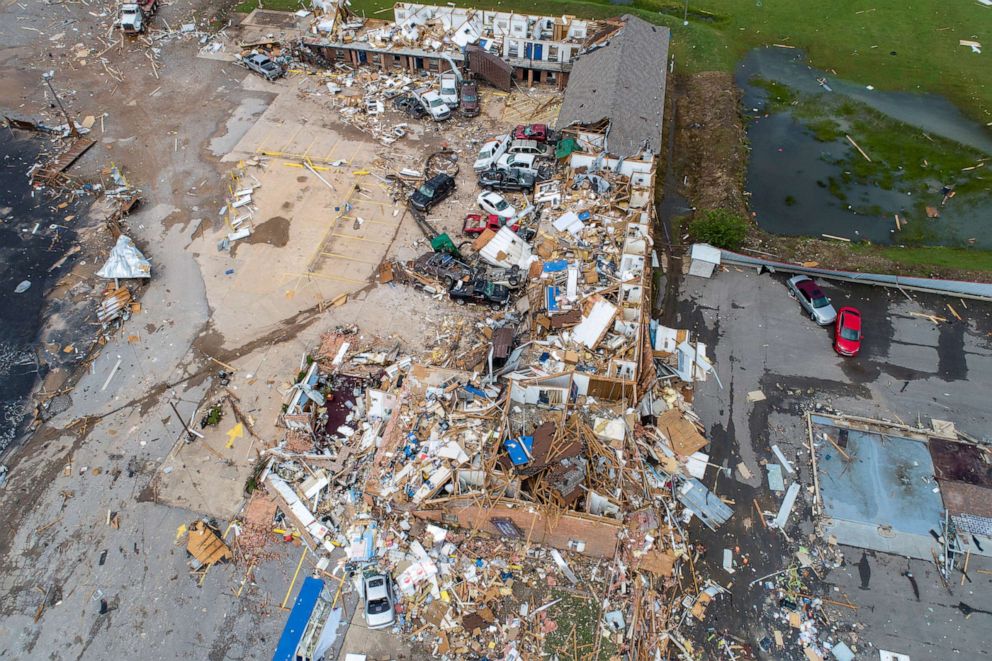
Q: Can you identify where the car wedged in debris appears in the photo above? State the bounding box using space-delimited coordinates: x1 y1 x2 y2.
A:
449 277 511 308
460 80 480 117
478 167 536 192
463 212 518 235
477 191 516 220
362 574 396 630
474 135 511 172
512 123 552 143
411 251 474 288
410 173 455 212
393 95 428 118
242 53 283 80
787 275 837 325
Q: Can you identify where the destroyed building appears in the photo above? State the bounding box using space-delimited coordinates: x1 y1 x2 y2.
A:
298 2 610 89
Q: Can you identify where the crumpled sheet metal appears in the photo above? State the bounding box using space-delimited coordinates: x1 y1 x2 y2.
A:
96 235 151 279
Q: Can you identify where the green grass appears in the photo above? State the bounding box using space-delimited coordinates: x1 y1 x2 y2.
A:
853 244 992 273
541 589 616 660
236 0 992 121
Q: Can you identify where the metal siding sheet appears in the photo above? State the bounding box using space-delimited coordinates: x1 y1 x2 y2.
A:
272 578 325 661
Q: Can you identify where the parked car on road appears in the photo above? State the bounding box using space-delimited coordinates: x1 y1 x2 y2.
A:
512 123 552 143
362 574 396 630
834 306 863 356
460 80 480 117
409 173 455 212
449 277 511 308
478 167 536 192
786 275 837 325
242 53 283 80
477 191 516 221
473 135 511 172
439 72 459 107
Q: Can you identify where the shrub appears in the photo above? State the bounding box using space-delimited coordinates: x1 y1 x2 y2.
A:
689 209 749 250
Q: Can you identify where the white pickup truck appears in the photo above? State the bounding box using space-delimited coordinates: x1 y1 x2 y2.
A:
413 90 451 121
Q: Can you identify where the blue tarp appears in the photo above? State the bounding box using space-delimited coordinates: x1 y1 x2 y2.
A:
273 577 325 661
545 286 560 311
504 436 533 466
543 260 569 273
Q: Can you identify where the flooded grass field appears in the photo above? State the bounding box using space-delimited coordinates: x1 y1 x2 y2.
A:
738 48 992 250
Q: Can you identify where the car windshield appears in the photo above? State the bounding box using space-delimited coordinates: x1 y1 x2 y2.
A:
429 98 444 107
811 295 830 308
367 597 390 615
463 93 477 102
840 327 860 341
417 183 435 197
493 199 509 211
478 147 492 158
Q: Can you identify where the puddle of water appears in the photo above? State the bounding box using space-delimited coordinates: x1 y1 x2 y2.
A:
738 48 992 248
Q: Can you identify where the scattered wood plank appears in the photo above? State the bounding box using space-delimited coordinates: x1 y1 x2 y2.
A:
846 134 872 162
821 234 851 242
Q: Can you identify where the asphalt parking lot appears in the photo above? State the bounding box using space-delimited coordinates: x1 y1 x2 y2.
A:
669 266 992 659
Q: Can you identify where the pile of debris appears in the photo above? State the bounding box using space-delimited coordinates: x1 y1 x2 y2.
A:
224 134 744 656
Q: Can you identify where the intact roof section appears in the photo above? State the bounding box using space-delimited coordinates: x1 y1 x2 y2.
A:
556 15 670 157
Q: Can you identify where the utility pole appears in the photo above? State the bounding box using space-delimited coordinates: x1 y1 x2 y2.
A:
683 0 689 26
42 71 79 138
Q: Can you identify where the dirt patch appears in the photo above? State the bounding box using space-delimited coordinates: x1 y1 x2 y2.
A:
229 215 290 257
676 71 748 217
247 215 290 247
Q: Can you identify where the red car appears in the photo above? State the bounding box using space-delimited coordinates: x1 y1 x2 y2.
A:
463 212 518 235
512 123 550 142
834 307 862 356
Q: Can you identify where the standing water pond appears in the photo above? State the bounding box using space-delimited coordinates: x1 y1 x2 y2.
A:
738 47 992 249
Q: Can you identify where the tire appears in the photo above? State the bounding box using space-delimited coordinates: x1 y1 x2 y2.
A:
810 311 817 322
455 297 466 306
443 276 454 288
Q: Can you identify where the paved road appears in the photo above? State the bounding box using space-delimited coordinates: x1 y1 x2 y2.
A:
671 267 992 659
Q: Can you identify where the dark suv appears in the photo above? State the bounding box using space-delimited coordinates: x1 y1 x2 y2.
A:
409 173 455 212
460 80 480 117
449 277 511 308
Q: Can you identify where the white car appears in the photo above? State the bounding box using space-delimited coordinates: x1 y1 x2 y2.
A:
478 191 516 221
473 135 511 172
363 574 396 630
439 72 459 107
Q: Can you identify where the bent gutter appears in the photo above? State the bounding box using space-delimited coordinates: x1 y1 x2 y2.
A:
718 249 992 302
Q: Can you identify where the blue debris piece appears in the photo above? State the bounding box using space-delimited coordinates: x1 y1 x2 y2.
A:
503 436 534 466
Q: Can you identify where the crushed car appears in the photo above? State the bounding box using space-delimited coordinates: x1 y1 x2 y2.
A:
478 167 536 192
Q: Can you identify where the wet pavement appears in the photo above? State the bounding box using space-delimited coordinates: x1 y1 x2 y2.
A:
0 132 85 452
675 266 992 659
